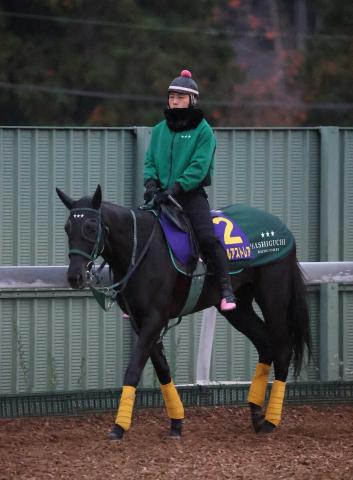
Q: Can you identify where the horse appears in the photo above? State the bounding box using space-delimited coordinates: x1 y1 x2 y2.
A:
56 184 311 440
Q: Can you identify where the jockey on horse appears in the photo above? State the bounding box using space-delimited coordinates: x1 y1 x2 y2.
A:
144 69 236 312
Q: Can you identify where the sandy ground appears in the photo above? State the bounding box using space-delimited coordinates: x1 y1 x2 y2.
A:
1 405 353 479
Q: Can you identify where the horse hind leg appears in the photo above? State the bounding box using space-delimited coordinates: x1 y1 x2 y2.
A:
150 340 184 438
220 291 272 433
259 251 311 433
248 363 271 432
257 335 291 433
255 271 292 433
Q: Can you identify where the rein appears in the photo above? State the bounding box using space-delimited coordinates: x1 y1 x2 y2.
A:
90 209 159 312
70 202 198 340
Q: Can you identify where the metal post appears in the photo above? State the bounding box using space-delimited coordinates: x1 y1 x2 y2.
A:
320 283 340 380
320 127 340 261
133 127 155 386
134 127 152 206
196 307 217 383
319 127 340 381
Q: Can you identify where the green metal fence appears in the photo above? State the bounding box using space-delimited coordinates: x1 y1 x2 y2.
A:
1 382 353 419
0 126 352 396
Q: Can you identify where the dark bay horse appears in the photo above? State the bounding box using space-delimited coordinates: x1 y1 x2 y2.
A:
56 185 311 439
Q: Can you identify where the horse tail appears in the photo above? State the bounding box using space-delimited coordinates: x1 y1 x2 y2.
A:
287 248 312 377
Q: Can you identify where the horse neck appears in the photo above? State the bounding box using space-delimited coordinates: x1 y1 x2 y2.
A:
100 203 132 274
101 203 153 277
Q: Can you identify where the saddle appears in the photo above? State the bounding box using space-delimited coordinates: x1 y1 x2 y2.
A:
159 203 200 272
160 203 189 233
159 202 207 318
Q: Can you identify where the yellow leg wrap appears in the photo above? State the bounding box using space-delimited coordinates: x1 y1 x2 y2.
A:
247 363 271 407
264 380 286 426
115 386 136 431
160 381 184 419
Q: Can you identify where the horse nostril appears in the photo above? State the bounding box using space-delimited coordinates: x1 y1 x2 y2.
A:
68 271 84 288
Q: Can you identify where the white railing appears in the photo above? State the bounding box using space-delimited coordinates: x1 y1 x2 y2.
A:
1 262 352 289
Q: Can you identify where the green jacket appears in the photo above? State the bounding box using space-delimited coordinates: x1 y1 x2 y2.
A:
144 118 216 192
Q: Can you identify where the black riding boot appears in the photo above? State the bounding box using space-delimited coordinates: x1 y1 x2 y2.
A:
218 274 235 299
208 241 236 311
217 273 236 310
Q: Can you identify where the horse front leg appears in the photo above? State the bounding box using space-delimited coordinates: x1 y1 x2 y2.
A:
108 323 163 441
150 341 184 438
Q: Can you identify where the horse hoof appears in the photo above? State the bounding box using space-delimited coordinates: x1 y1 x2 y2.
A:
249 403 265 432
169 419 182 438
258 420 276 434
252 416 265 433
108 424 125 440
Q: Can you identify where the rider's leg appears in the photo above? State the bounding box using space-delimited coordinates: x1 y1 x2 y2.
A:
177 188 236 310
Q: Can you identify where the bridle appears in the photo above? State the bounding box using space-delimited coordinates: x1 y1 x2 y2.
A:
68 207 105 262
67 205 159 312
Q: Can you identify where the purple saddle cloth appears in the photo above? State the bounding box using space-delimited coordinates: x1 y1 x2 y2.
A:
159 210 253 268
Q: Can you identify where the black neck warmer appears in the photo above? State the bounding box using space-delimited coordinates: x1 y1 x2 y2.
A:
164 107 204 132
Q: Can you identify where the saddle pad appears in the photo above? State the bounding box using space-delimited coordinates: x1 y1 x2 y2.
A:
216 204 295 270
159 213 194 266
159 204 294 270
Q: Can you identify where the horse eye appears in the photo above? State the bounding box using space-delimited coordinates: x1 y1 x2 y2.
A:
86 219 98 230
82 219 98 241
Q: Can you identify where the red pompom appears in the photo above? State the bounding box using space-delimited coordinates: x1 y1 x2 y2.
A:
181 69 192 78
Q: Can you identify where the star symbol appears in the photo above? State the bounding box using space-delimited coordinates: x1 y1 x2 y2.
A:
261 232 265 238
271 231 275 236
266 231 270 237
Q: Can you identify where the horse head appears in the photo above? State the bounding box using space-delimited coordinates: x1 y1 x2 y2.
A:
56 184 104 289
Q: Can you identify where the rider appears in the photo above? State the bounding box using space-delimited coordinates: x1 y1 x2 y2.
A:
144 69 236 311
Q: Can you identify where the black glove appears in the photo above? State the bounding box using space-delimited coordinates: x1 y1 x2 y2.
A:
154 183 182 206
143 179 158 203
154 189 173 205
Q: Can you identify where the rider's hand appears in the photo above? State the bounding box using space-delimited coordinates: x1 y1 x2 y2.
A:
154 189 173 205
143 179 158 203
154 183 181 205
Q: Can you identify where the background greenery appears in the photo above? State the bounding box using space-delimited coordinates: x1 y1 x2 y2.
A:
0 0 352 127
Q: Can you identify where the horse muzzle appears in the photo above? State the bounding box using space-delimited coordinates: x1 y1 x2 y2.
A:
67 263 88 289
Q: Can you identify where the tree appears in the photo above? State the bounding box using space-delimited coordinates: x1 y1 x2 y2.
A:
299 0 353 125
0 0 243 126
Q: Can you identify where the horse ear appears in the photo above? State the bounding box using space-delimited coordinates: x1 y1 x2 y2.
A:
56 188 74 210
92 184 102 210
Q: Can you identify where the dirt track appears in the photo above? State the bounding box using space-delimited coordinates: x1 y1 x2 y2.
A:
1 405 353 479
